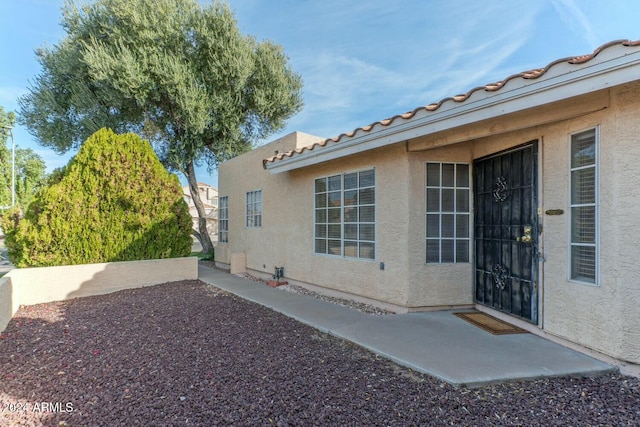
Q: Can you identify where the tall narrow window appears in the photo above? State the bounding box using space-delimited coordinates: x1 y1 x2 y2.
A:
314 169 375 260
344 169 376 259
570 128 598 284
315 175 342 255
219 196 229 243
246 190 262 228
426 163 470 263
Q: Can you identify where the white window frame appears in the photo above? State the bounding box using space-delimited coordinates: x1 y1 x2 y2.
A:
245 190 262 228
219 196 229 243
568 127 599 286
314 169 376 260
425 162 471 264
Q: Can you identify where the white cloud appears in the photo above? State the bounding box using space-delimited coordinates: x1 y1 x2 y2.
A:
298 51 406 111
388 3 543 112
263 1 549 140
549 0 599 48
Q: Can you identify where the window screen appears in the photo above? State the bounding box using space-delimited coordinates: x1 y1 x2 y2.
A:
569 128 598 284
246 190 262 228
219 196 229 243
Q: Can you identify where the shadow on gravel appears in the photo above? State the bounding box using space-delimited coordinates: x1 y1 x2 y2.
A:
1 280 639 426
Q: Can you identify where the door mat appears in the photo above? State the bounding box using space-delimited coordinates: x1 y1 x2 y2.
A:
453 311 528 335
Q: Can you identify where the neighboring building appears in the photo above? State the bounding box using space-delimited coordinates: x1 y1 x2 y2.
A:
217 40 640 368
183 182 218 242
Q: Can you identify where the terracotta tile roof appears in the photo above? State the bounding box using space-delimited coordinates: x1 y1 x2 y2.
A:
263 39 640 168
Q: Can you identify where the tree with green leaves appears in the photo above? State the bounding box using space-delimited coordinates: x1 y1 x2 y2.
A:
14 147 47 209
2 128 192 267
0 107 47 211
19 0 303 255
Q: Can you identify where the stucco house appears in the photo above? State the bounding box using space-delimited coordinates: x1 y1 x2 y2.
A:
216 39 640 368
183 182 219 242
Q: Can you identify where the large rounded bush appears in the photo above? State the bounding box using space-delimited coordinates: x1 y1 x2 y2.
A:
3 128 192 267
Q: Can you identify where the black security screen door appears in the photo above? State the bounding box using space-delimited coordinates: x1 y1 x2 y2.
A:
473 142 539 323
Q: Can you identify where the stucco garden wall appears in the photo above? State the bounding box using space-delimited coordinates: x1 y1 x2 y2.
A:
0 257 198 333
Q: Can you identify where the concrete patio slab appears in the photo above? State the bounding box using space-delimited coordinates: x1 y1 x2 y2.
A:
198 266 615 387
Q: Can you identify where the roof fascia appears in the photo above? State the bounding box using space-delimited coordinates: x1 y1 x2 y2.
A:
266 49 640 174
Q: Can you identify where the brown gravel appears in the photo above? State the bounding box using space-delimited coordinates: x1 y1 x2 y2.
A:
1 280 639 426
198 261 394 315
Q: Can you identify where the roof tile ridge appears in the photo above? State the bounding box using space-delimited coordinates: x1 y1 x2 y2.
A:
262 38 640 168
569 39 636 64
263 141 328 168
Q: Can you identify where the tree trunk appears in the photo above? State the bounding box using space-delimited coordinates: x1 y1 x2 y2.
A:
185 160 214 255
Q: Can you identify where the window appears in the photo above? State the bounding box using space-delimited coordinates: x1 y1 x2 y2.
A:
219 196 229 243
246 190 262 228
569 128 598 284
425 162 470 263
314 169 375 259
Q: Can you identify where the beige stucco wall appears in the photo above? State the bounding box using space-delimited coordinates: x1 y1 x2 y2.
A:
220 132 479 309
406 142 474 308
215 132 322 272
219 82 640 364
298 144 413 306
215 131 323 266
450 84 640 363
536 83 640 364
0 257 198 333
219 133 416 307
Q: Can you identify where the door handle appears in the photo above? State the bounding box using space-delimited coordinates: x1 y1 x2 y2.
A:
516 226 532 243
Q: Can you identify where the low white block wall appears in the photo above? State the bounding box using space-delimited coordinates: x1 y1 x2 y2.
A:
0 277 12 335
0 257 198 333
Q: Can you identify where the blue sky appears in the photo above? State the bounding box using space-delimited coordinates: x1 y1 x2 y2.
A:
1 0 639 187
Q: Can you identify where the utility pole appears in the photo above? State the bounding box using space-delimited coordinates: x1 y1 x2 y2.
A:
0 125 14 207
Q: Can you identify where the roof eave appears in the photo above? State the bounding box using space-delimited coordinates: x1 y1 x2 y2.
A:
266 48 640 174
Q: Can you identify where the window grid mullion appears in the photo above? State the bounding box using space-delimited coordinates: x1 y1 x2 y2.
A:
426 162 469 264
315 170 375 260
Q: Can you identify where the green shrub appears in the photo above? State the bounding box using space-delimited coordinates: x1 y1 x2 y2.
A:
2 128 192 267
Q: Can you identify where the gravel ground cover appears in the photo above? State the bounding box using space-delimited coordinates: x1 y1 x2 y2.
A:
199 260 393 315
1 279 639 426
228 268 394 316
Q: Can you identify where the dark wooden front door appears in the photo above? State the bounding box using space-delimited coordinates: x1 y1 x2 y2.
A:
473 142 539 323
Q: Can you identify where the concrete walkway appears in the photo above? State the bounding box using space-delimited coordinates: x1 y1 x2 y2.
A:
198 266 614 387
